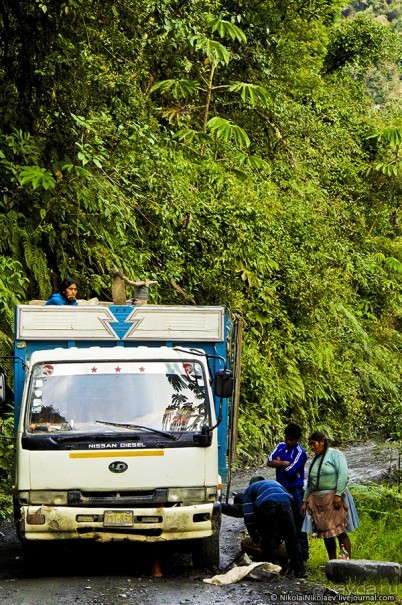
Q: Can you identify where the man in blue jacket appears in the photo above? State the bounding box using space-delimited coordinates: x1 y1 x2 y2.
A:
243 476 306 578
268 423 309 560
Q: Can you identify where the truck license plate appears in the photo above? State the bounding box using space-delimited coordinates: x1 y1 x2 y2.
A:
104 510 134 527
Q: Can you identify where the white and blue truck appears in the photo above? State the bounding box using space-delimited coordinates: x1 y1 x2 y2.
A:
1 303 240 568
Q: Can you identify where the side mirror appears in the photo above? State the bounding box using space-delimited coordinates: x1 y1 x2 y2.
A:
0 373 5 403
214 369 233 398
193 425 212 447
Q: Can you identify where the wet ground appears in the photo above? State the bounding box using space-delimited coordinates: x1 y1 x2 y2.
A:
0 440 397 605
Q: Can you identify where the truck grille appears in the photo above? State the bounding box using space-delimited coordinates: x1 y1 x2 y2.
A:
68 489 169 507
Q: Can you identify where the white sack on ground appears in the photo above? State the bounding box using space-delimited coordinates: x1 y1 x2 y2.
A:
203 561 281 585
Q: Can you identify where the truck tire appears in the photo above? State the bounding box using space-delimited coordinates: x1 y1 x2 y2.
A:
192 533 220 570
325 559 402 583
21 541 46 576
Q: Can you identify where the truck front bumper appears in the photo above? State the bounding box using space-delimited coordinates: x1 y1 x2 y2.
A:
19 502 221 543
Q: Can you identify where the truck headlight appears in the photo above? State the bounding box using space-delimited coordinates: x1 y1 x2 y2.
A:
167 487 218 504
25 491 68 505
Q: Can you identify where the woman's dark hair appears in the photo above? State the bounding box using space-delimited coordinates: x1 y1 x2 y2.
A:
58 277 78 294
307 431 329 490
308 431 328 447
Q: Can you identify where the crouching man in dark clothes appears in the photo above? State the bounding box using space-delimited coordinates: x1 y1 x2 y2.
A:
242 475 306 578
222 488 287 566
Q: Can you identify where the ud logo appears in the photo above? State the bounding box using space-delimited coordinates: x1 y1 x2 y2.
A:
108 461 128 473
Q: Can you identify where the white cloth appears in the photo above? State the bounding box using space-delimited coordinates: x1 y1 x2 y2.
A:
203 561 281 585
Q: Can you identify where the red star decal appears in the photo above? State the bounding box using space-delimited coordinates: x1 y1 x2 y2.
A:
91 367 97 373
115 366 121 373
139 366 145 372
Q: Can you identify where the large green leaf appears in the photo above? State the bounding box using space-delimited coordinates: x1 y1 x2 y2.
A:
228 82 271 108
19 166 56 190
150 79 199 100
208 15 247 43
207 117 250 148
189 35 230 65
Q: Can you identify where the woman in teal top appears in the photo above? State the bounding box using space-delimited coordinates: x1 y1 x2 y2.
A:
301 431 359 560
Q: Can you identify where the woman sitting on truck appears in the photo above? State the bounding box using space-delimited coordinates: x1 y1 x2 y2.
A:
45 278 78 306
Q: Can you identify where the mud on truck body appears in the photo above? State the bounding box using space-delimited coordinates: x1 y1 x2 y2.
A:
0 304 240 569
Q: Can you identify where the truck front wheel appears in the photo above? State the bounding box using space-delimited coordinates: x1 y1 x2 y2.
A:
21 541 47 576
192 533 220 570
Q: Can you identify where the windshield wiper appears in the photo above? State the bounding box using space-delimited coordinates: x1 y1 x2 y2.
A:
96 420 177 440
45 433 140 443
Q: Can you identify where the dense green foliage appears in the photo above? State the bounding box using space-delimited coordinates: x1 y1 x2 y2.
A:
0 0 402 464
0 410 14 522
351 482 402 565
344 0 402 103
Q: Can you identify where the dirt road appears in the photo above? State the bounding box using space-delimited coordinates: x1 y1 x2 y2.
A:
0 441 395 605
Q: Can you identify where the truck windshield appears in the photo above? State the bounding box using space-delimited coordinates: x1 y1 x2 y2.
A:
26 360 209 434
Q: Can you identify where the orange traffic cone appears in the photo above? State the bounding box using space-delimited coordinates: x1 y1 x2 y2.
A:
151 558 163 577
